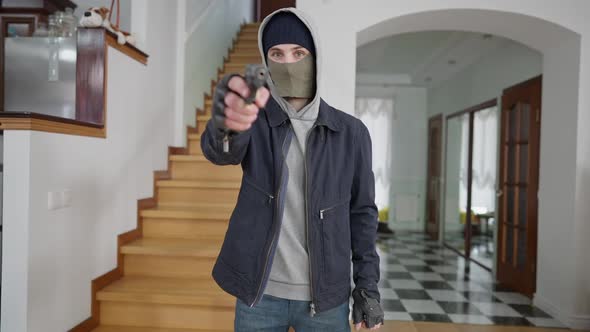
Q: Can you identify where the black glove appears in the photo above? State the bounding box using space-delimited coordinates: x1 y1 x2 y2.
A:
352 289 384 329
211 73 240 133
212 66 268 134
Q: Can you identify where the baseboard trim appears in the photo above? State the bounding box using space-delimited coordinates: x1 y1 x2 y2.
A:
534 293 590 329
568 314 590 330
533 293 568 327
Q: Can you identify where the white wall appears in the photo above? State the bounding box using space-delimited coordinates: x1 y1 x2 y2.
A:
179 0 254 146
428 40 542 117
185 0 215 31
357 85 428 230
355 85 427 230
1 0 178 330
297 0 590 329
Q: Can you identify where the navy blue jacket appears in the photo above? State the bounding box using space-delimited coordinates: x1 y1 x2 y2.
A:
201 97 380 314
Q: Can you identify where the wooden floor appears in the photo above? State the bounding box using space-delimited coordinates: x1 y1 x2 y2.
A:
375 321 579 332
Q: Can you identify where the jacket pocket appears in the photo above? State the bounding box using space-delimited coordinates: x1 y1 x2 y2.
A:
319 196 352 290
218 176 274 281
243 176 274 205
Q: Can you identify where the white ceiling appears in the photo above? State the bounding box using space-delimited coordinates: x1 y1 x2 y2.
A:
356 31 508 87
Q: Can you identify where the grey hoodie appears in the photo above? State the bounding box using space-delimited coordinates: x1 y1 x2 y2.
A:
257 8 322 301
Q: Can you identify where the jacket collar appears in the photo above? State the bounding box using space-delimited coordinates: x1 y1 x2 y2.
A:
316 99 342 132
266 98 341 132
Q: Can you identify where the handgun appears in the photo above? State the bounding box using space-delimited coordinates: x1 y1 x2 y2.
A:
223 64 268 153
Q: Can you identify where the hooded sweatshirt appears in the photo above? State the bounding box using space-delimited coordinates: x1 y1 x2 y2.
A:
257 8 322 301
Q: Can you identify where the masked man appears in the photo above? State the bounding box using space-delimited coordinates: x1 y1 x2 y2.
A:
201 8 384 331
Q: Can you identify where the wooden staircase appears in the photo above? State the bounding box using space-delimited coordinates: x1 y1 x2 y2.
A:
76 23 262 332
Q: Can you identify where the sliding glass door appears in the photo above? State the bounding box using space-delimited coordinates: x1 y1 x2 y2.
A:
443 101 498 270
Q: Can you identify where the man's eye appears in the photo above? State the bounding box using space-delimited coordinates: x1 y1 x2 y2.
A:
295 51 306 57
271 52 282 58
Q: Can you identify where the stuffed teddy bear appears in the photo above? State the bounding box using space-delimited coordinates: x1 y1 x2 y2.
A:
79 7 136 46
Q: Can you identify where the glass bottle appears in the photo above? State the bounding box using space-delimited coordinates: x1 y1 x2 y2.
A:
33 22 49 37
54 11 65 37
63 8 77 37
48 15 58 37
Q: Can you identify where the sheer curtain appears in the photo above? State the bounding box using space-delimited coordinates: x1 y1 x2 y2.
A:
354 98 394 209
459 106 498 214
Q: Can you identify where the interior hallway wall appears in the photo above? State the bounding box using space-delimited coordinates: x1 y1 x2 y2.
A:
1 0 179 330
298 0 589 328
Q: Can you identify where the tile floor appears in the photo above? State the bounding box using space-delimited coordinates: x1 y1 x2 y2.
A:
370 232 567 328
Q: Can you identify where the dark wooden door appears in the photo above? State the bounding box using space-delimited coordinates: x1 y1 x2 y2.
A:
426 114 443 240
256 0 296 21
497 76 542 297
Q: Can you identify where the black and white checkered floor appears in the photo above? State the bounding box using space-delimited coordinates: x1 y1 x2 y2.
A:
367 232 566 328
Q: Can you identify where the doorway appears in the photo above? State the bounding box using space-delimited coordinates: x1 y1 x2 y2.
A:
496 76 542 297
255 0 296 21
425 114 442 240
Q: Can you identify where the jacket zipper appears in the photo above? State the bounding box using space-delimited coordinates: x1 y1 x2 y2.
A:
305 124 318 317
243 177 274 205
249 125 291 308
319 198 350 219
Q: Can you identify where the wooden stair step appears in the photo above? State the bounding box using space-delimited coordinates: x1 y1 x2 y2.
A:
141 205 233 220
99 303 234 330
187 134 203 155
170 155 208 162
188 133 201 140
237 36 258 42
156 179 240 189
230 49 260 55
92 326 230 332
233 47 258 53
240 28 258 34
197 114 211 122
188 144 203 156
224 64 250 71
225 61 261 67
169 158 242 181
97 276 234 307
232 44 259 50
228 56 262 63
229 52 260 59
156 179 240 205
121 238 221 258
142 208 229 240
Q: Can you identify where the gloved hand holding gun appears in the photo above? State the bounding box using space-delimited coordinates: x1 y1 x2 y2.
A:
211 64 270 152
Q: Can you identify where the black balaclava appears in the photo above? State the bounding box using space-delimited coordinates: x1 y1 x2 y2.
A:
262 12 316 98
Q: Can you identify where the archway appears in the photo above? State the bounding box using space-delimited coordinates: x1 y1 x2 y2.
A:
355 8 581 328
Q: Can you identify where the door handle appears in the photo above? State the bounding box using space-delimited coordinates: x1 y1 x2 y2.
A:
496 190 504 197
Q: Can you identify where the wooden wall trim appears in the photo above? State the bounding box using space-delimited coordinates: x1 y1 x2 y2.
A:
105 30 148 65
0 113 105 137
